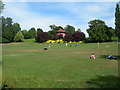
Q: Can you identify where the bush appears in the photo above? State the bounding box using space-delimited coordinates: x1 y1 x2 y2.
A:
36 32 51 43
73 32 85 42
63 33 74 42
14 31 24 42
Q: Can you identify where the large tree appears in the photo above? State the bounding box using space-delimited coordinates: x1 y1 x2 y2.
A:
21 30 31 39
87 19 114 42
115 3 120 41
28 27 36 39
2 17 21 43
0 1 4 14
37 28 43 34
0 1 4 43
64 25 75 34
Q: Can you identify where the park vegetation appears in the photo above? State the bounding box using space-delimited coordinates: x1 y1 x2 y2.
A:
1 1 119 43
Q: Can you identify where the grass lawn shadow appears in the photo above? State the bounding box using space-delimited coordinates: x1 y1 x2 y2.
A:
99 55 120 60
86 75 120 88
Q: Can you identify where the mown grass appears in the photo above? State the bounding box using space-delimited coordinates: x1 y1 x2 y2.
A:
2 41 119 88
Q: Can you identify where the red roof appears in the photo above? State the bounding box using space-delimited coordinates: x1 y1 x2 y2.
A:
57 28 65 32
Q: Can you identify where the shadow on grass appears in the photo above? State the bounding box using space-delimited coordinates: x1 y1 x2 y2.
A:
86 75 120 88
99 55 120 60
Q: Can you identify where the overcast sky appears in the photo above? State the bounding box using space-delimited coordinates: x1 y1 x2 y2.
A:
3 1 119 37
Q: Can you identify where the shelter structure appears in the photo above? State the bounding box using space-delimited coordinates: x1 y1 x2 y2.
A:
56 28 65 39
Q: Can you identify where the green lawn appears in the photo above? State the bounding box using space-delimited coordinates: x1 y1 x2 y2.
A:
2 41 119 88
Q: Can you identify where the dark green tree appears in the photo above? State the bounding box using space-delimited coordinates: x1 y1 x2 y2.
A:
64 25 75 34
0 1 4 14
115 3 120 41
37 28 43 34
0 1 4 42
77 28 81 32
28 27 36 38
21 30 31 39
14 31 24 42
87 19 114 42
2 17 21 43
48 25 63 37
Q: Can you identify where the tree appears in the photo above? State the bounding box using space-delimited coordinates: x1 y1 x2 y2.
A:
87 19 113 42
49 24 56 30
28 27 36 39
37 28 43 34
21 30 31 39
0 1 4 14
36 32 51 43
105 27 115 41
77 28 81 32
14 31 24 42
63 33 74 42
0 1 4 42
48 25 63 37
73 32 85 42
2 17 21 43
64 25 75 34
115 3 120 41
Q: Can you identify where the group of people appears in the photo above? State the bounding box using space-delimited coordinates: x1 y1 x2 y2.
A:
90 53 117 60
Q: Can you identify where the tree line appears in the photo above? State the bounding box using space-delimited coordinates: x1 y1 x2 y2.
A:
0 1 120 43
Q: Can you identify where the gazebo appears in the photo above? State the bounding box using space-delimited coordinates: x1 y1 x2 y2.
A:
56 28 65 39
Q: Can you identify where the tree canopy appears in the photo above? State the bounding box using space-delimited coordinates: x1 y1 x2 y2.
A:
115 3 120 41
2 17 21 43
0 1 4 14
28 27 37 39
87 19 114 42
64 25 75 34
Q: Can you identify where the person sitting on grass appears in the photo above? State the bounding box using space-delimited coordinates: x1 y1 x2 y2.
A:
107 55 117 59
90 53 95 59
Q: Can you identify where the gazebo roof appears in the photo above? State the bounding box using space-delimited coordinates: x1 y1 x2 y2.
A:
56 28 65 33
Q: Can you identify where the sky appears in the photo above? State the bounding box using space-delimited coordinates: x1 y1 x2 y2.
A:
2 1 119 37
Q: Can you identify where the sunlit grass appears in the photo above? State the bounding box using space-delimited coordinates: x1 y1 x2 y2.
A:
2 41 118 88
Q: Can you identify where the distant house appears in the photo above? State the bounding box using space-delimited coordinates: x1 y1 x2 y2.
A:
56 28 65 39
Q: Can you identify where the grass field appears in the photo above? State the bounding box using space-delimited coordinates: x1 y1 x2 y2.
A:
2 41 119 88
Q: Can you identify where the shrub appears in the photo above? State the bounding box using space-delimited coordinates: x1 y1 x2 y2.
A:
36 32 51 43
63 33 74 42
14 31 24 42
73 32 85 42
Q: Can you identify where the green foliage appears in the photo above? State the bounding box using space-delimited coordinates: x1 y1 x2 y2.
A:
87 19 114 42
2 17 21 43
24 39 35 42
64 25 75 34
115 3 120 41
48 25 63 37
14 31 24 42
28 27 37 39
77 28 81 32
111 37 118 41
37 28 43 34
0 1 4 14
21 30 31 39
